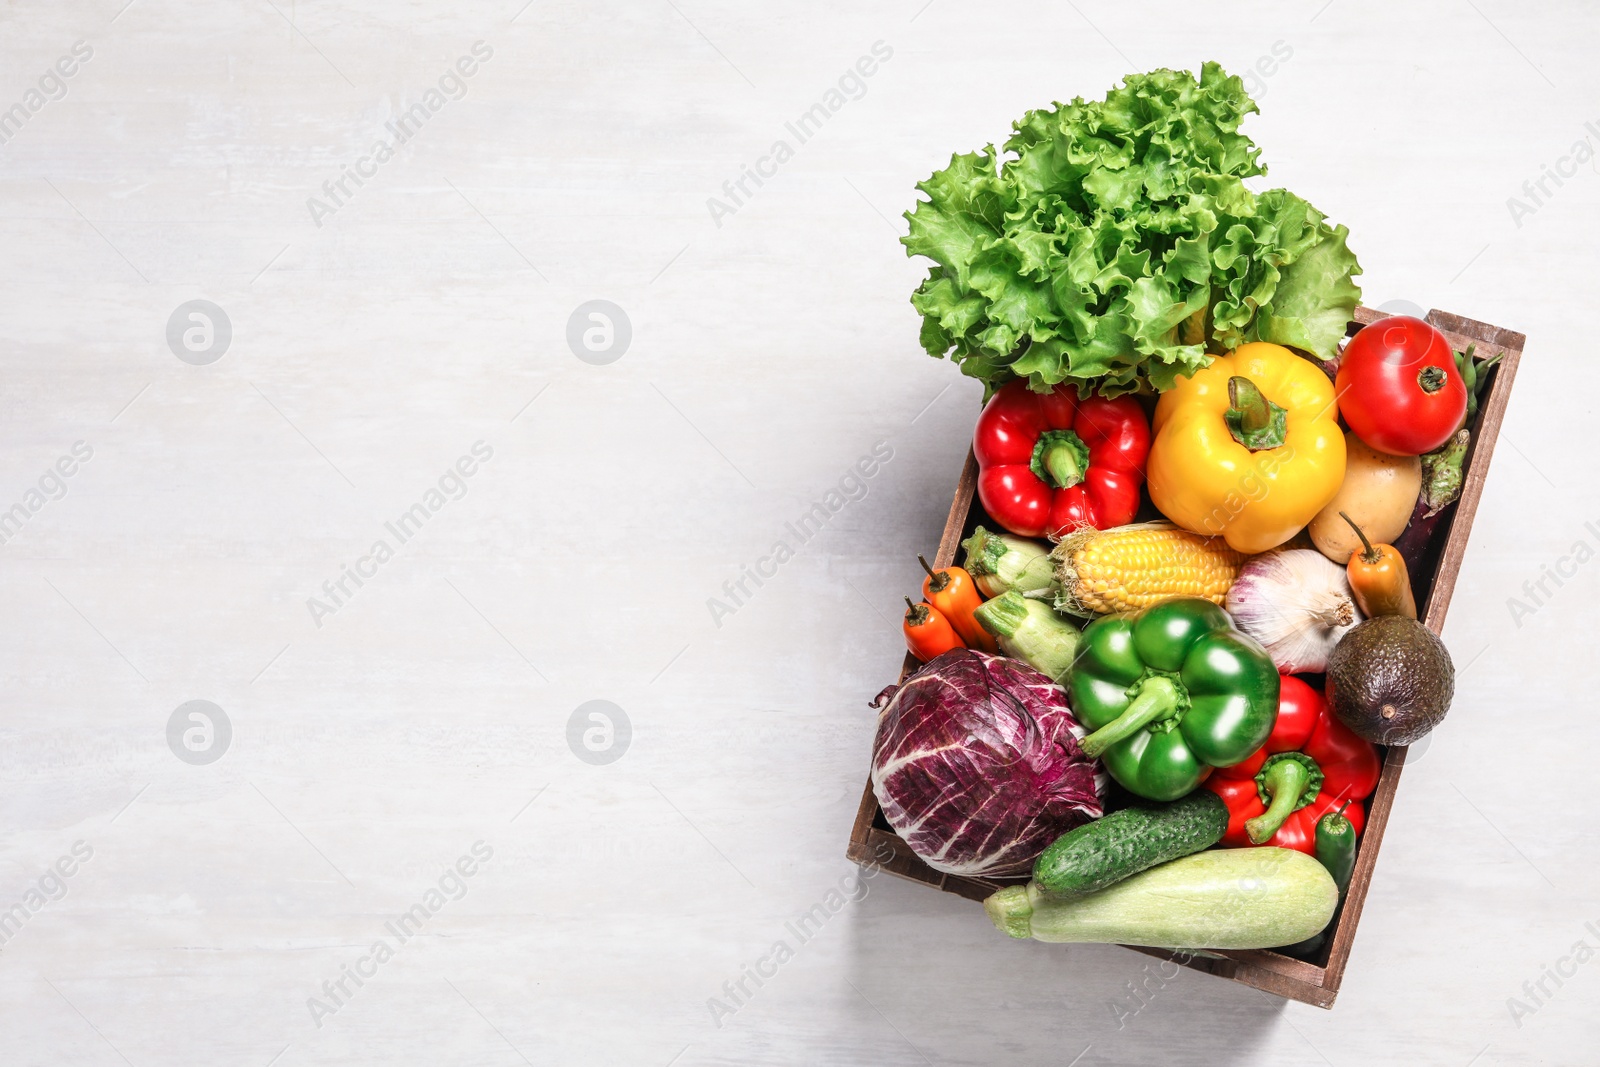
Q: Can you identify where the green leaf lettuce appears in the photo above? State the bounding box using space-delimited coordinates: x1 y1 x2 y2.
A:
903 62 1362 397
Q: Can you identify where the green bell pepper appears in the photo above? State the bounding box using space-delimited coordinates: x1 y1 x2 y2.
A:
1070 598 1280 802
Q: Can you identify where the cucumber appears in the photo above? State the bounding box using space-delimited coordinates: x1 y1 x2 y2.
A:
1033 792 1228 895
986 847 1338 950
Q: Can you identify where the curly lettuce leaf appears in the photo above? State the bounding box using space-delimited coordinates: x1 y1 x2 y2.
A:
902 62 1361 396
1251 217 1363 360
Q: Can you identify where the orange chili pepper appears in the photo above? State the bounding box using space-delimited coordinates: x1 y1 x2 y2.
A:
1341 512 1417 619
919 555 998 652
903 597 964 663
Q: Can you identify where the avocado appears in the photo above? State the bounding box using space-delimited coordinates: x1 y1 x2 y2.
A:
1325 616 1455 746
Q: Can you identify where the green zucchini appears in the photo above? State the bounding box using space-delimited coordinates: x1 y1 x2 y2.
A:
961 526 1058 599
973 591 1082 683
986 847 1338 949
1033 792 1227 895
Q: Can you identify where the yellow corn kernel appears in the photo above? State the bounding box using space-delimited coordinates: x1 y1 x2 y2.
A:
1053 522 1246 616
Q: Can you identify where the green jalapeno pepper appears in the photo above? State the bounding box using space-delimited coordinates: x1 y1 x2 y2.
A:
1315 801 1358 898
1279 801 1360 956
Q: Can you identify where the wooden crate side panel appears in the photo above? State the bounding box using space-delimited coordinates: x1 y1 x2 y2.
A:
935 451 980 568
1220 963 1339 1008
1416 311 1523 629
849 771 886 860
848 827 944 889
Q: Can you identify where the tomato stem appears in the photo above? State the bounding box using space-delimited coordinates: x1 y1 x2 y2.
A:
1418 365 1448 394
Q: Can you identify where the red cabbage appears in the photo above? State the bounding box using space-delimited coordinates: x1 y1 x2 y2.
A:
870 648 1106 877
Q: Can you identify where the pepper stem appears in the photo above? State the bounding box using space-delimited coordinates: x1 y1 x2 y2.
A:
1029 429 1091 490
1340 511 1381 565
1245 757 1313 844
1078 675 1181 760
903 597 929 626
1223 377 1288 451
918 555 950 593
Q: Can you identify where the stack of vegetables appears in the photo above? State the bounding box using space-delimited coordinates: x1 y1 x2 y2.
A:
870 62 1488 956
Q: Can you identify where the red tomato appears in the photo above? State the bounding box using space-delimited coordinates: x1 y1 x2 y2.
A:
1335 316 1467 455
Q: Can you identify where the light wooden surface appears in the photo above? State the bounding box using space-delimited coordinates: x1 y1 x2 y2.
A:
1 2 1595 1064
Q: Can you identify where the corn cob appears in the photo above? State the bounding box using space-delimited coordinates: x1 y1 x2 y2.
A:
1051 522 1247 616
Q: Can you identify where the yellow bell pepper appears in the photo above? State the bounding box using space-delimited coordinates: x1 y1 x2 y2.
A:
1148 342 1346 555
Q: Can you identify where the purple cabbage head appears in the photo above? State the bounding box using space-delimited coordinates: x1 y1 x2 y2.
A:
870 648 1105 877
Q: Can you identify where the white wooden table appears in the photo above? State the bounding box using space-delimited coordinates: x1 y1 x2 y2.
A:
0 1 1593 1063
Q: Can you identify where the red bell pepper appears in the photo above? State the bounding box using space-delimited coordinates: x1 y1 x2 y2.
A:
972 380 1149 539
1205 675 1381 854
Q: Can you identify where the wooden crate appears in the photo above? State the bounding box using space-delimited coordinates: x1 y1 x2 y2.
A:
847 306 1524 1008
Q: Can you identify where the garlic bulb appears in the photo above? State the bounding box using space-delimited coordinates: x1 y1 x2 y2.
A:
1225 548 1362 673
